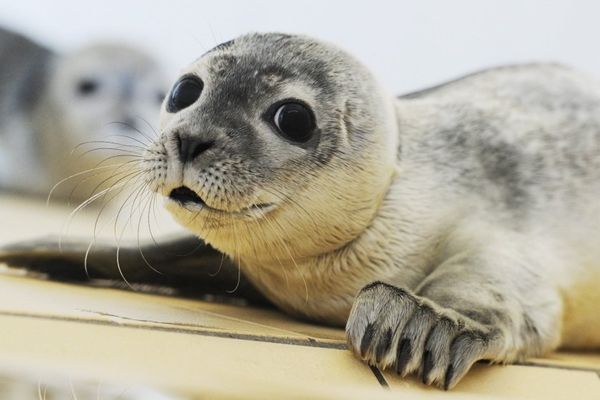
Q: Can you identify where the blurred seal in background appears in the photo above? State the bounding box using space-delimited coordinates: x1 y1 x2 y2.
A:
0 26 168 201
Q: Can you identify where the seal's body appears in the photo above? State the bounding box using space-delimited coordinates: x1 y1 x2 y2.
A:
0 27 167 198
1 33 599 389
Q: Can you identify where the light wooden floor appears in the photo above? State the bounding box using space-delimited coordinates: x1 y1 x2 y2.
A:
0 194 598 399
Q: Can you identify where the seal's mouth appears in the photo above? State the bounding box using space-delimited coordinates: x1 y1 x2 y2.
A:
168 186 275 215
169 186 205 206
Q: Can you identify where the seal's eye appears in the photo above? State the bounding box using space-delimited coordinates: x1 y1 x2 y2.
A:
77 79 98 96
273 102 315 143
167 76 203 113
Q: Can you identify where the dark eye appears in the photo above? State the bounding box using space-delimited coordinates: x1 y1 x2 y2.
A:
272 102 315 143
77 79 98 96
167 76 203 113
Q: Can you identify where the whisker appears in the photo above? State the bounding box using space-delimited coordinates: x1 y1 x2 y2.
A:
136 189 163 275
91 171 145 242
83 174 146 279
75 147 142 160
104 121 154 145
147 191 161 247
226 212 242 294
112 176 148 241
84 162 143 202
99 132 152 147
112 180 150 290
127 116 160 143
47 163 131 205
269 213 309 303
72 140 146 152
209 252 226 277
59 180 132 250
134 115 160 140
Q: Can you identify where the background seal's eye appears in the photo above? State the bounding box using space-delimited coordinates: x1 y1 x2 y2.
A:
156 90 166 104
273 102 315 143
167 76 203 113
76 79 98 96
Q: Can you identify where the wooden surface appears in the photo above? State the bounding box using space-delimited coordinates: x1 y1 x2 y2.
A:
0 194 598 399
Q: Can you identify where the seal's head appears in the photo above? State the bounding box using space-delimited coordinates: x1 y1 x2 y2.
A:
47 44 167 146
144 33 398 262
38 44 168 200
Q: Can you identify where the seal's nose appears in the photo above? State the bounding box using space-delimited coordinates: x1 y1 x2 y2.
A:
176 133 214 163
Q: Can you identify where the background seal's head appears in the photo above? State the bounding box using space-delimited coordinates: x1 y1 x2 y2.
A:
144 33 398 261
40 43 168 200
47 43 168 148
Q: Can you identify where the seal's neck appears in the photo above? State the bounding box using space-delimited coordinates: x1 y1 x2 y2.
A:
233 168 446 324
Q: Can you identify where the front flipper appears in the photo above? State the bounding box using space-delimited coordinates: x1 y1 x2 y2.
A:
0 235 269 305
346 255 562 389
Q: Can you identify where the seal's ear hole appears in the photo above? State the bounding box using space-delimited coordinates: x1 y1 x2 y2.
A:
271 101 316 143
76 79 99 96
167 75 204 113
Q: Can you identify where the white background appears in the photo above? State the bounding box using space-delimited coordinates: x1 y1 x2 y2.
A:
1 0 598 94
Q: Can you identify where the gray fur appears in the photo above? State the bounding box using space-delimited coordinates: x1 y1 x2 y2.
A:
1 33 599 390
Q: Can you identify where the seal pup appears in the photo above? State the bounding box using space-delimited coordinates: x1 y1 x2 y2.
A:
1 33 600 390
0 26 167 199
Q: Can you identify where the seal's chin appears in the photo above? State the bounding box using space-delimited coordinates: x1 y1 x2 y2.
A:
167 186 275 216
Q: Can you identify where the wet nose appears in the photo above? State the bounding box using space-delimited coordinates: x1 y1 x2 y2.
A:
176 133 214 163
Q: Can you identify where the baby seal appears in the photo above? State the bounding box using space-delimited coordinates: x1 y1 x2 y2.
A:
0 26 167 199
1 33 600 389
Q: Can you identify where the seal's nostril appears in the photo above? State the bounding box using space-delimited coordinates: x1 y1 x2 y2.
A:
177 133 214 163
191 140 215 160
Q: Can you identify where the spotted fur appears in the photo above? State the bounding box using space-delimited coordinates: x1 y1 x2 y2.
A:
141 34 600 389
2 33 600 390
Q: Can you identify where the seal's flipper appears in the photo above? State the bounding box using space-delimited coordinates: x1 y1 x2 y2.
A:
0 235 269 305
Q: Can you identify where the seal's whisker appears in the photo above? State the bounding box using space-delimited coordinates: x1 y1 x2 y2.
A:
83 238 95 280
84 162 143 202
104 121 155 145
95 132 152 147
71 161 142 205
46 163 132 205
59 180 132 251
226 211 242 294
270 214 309 303
134 115 160 140
123 115 159 143
72 139 147 152
208 251 226 277
261 185 320 232
252 204 290 288
146 192 161 247
111 178 150 290
81 170 143 210
83 174 139 276
68 171 143 248
136 189 163 275
89 153 144 165
91 171 145 242
115 238 135 290
112 176 148 242
74 147 142 160
37 382 47 400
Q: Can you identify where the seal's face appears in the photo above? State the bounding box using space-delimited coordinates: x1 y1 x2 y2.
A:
50 45 167 146
143 33 398 261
